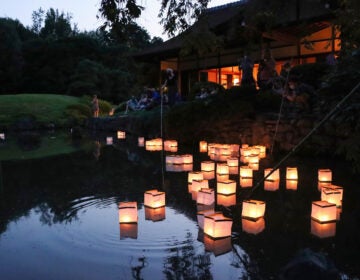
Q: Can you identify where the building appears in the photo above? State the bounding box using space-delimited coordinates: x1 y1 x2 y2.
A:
134 0 340 98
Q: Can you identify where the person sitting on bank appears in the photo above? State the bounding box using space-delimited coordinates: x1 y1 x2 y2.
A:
125 96 139 114
283 77 316 113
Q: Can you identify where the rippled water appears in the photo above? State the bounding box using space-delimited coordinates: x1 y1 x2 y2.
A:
0 131 359 279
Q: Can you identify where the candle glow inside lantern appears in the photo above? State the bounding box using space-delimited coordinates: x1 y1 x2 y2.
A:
145 138 163 151
240 166 253 178
188 171 204 184
318 169 332 182
240 177 253 188
264 180 279 191
199 141 208 153
145 206 166 222
120 223 138 239
217 193 236 207
144 189 165 208
201 161 215 172
248 163 259 171
164 140 178 152
242 200 266 220
118 201 138 223
197 188 215 205
203 235 232 256
190 179 209 193
203 212 232 239
138 137 145 147
286 179 298 190
197 209 216 229
216 163 229 175
321 185 343 207
264 168 280 181
242 217 265 235
203 170 215 180
106 136 113 145
311 201 337 223
286 167 298 180
217 179 236 195
227 157 238 167
311 220 336 238
117 130 126 139
182 154 193 164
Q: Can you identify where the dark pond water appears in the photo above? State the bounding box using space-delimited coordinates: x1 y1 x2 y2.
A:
0 131 359 280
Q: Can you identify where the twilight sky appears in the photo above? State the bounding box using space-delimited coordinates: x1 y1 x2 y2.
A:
0 0 235 40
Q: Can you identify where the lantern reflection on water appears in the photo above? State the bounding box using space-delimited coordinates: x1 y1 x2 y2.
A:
117 130 126 139
203 235 232 256
204 212 232 239
311 220 336 238
145 206 166 222
197 188 215 205
217 193 236 207
264 180 279 191
144 189 165 208
286 179 298 190
242 200 266 220
217 179 236 195
242 217 265 235
120 223 138 239
321 185 343 207
118 201 138 223
240 177 253 188
311 201 337 223
199 141 208 153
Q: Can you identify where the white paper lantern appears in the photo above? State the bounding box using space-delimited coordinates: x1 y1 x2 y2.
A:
144 189 165 208
311 201 337 223
217 179 236 195
242 200 266 220
204 212 232 239
197 188 215 205
118 201 138 223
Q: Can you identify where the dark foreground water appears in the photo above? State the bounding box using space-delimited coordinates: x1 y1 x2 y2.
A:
0 131 359 279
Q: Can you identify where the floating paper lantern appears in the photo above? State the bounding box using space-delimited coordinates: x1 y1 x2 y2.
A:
217 179 236 195
264 180 279 191
188 171 204 184
164 140 178 152
242 200 266 220
321 185 343 207
242 148 252 157
286 167 298 180
197 188 215 205
201 161 215 172
144 189 165 208
248 155 259 165
145 206 166 222
203 212 232 239
190 179 209 193
217 193 236 207
250 146 260 156
227 157 238 167
216 163 229 175
264 168 280 181
165 155 177 164
203 171 215 180
197 209 216 229
241 144 249 149
106 136 113 145
199 141 208 153
240 177 253 188
182 154 193 164
145 138 163 151
240 166 253 178
248 163 259 171
120 223 138 239
311 201 337 223
0 133 5 140
117 130 126 139
318 169 332 182
172 155 184 165
203 235 232 256
118 201 138 223
138 137 145 147
242 217 265 235
230 144 240 156
286 179 298 190
311 220 336 238
181 164 193 172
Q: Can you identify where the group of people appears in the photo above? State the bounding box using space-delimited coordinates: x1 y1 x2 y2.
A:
125 87 162 113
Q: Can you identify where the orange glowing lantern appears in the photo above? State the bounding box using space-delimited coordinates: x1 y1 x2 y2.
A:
242 200 266 220
165 155 177 164
120 223 138 239
216 163 229 175
181 163 193 172
118 201 138 223
311 220 336 238
172 155 184 165
197 209 215 229
248 155 259 165
197 188 215 205
242 148 252 157
230 144 240 156
144 189 165 208
145 206 166 222
182 154 193 164
240 166 253 178
311 201 337 223
203 235 232 256
217 179 236 195
286 179 298 190
318 169 332 182
164 140 178 152
264 180 279 191
199 141 208 153
217 193 236 207
242 217 265 235
203 212 232 239
249 163 259 171
201 161 215 172
321 185 343 207
138 137 145 147
188 171 204 184
207 143 216 156
106 136 113 145
227 157 238 167
318 181 331 191
117 130 126 139
203 171 215 180
264 168 280 181
240 177 253 188
241 144 249 149
286 167 298 180
190 179 209 193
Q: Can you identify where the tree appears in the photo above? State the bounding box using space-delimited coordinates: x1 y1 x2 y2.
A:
40 8 74 39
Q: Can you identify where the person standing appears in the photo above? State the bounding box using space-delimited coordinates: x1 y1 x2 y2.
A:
92 95 99 117
239 55 255 88
162 68 177 107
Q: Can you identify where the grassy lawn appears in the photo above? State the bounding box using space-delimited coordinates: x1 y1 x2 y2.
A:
0 94 89 127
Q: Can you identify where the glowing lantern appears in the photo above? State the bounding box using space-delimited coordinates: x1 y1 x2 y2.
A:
199 141 208 153
120 223 138 239
264 168 280 181
188 171 204 184
138 137 145 147
286 180 298 190
190 179 209 193
286 167 298 180
145 206 166 222
144 189 165 208
242 217 265 235
197 209 215 229
0 133 5 140
254 145 266 158
203 171 215 180
197 188 215 205
203 212 232 239
230 144 240 156
311 201 337 223
201 161 215 172
182 154 193 164
321 185 343 207
242 200 266 220
217 179 236 195
216 163 229 175
240 166 253 178
250 146 260 156
173 155 184 165
240 177 253 188
118 201 138 223
166 155 177 164
318 169 332 182
106 136 113 145
248 155 259 165
217 193 236 207
264 180 279 191
311 220 336 238
164 140 178 152
241 144 249 149
207 143 216 155
318 181 331 191
117 130 126 139
145 138 162 151
203 235 232 256
181 164 193 172
249 163 259 171
227 157 238 167
242 148 252 157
